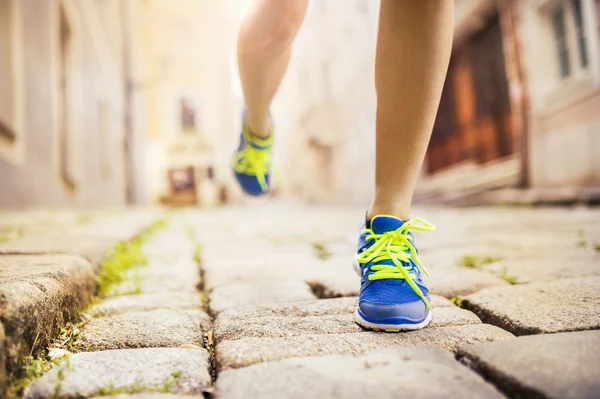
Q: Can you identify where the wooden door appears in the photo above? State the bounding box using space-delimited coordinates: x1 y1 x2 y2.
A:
427 13 513 174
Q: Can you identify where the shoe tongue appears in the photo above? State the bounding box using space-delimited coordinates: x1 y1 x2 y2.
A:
370 215 405 234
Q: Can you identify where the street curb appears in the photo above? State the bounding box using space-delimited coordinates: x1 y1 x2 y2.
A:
0 254 96 373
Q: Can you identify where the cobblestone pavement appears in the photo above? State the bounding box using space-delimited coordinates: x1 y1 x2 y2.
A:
2 204 600 398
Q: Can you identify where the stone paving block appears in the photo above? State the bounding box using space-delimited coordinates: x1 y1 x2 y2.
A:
427 265 508 298
79 309 211 351
24 348 211 399
90 292 203 316
115 260 201 295
0 323 6 397
0 235 110 271
305 270 361 298
0 254 96 370
457 330 600 399
0 211 161 270
462 276 600 335
215 306 481 342
215 346 503 399
214 295 453 322
216 324 514 371
481 252 600 284
107 396 205 399
208 280 316 316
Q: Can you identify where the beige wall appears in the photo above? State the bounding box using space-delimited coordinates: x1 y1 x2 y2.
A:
0 0 144 208
140 0 248 204
276 0 379 205
519 0 600 187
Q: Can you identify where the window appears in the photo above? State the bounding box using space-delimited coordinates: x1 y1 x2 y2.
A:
0 0 16 141
550 0 591 79
97 99 112 179
552 5 570 77
59 4 76 189
572 0 588 67
0 0 23 162
180 98 196 132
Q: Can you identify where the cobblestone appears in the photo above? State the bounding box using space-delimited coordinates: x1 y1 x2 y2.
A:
216 324 514 370
215 347 503 399
6 205 600 398
89 292 204 316
92 395 205 399
79 309 211 351
458 330 600 399
463 276 600 335
214 299 480 342
214 295 453 321
0 254 96 369
24 348 211 398
209 280 316 315
0 323 6 396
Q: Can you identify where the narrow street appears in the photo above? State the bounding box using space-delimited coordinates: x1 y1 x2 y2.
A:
2 204 599 398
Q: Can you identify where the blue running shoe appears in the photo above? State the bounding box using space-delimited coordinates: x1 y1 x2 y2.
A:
232 118 274 196
354 215 436 331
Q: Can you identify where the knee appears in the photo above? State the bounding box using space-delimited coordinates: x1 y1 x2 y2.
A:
239 0 307 52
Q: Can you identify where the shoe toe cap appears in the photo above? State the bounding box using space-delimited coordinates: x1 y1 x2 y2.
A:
358 298 430 323
234 171 270 196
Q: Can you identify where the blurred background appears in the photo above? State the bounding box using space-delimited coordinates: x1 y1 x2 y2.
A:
0 0 598 209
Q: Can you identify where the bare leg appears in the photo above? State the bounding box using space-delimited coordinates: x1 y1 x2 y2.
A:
237 0 309 138
368 0 454 220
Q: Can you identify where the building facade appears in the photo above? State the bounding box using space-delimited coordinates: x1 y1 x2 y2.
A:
276 0 380 204
417 0 600 203
139 0 250 206
275 0 599 205
0 0 146 208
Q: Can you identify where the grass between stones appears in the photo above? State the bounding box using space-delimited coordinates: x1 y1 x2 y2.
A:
98 218 168 297
312 242 333 260
187 231 216 383
458 254 519 285
0 225 24 243
5 217 169 399
458 255 502 269
450 295 465 307
94 371 183 396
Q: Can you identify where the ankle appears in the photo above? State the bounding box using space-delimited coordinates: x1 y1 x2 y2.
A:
245 117 272 140
367 200 411 221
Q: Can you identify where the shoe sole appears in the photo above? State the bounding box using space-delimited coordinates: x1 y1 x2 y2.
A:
352 260 432 332
354 307 432 332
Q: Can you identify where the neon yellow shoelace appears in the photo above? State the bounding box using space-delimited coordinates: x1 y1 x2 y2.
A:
233 126 273 191
233 144 272 191
355 218 436 309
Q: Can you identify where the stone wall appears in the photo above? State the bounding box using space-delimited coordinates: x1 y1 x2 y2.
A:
0 0 144 208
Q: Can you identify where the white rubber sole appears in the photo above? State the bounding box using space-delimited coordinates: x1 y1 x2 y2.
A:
353 259 362 276
352 259 432 332
354 307 432 332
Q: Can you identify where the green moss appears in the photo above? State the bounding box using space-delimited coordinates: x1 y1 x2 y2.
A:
6 356 56 398
97 218 168 297
459 255 478 268
577 230 588 248
97 240 147 297
458 255 502 269
449 295 464 307
594 243 600 252
94 372 182 396
160 371 183 393
312 242 332 260
0 225 24 243
193 243 203 265
76 214 94 224
499 267 519 284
